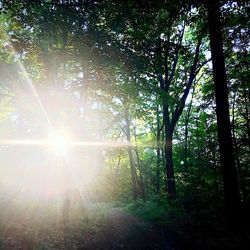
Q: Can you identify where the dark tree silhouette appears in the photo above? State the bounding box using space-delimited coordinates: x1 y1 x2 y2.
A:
207 0 241 215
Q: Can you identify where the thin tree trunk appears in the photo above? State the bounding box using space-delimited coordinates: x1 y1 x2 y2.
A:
232 94 248 203
124 106 138 200
184 117 189 173
232 94 241 172
196 118 202 184
207 0 241 214
245 90 250 150
113 154 122 200
163 104 176 198
184 87 195 173
206 119 219 193
156 104 161 193
161 126 168 194
133 125 146 200
165 133 176 198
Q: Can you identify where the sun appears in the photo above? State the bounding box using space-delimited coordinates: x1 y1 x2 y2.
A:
48 131 71 156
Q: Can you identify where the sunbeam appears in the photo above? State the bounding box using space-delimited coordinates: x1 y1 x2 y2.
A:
4 38 53 132
0 139 133 148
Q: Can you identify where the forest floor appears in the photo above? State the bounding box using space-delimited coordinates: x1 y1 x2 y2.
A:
0 202 179 250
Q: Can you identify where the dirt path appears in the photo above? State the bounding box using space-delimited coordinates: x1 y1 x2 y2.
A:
79 207 178 250
0 205 179 250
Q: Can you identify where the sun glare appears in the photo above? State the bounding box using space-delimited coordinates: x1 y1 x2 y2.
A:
48 131 71 156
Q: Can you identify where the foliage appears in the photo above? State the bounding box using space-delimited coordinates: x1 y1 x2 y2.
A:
0 0 249 249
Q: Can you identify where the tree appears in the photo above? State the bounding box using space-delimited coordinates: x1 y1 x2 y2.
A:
207 0 241 214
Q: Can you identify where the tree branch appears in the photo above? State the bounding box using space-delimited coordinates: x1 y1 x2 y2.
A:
22 0 87 7
168 22 186 86
194 58 211 77
170 37 202 131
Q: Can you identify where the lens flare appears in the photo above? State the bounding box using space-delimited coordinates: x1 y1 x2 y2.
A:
48 131 71 156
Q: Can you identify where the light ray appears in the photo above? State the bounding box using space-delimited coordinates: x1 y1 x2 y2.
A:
0 139 48 145
4 40 53 132
0 138 168 149
0 139 133 148
71 141 132 148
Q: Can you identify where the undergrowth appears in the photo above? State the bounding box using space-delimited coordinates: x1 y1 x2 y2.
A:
124 194 250 250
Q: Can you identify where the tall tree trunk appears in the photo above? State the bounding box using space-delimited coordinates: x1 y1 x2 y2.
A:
161 126 168 194
165 131 176 198
205 119 220 193
245 90 250 150
207 0 241 214
184 88 195 173
232 94 248 203
163 105 176 198
113 154 122 200
232 94 241 172
156 104 161 193
124 106 138 200
196 118 202 184
133 125 146 200
184 116 189 174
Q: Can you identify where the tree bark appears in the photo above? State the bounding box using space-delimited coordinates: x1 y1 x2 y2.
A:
184 86 195 173
133 125 146 200
161 125 168 194
207 0 241 214
156 104 161 193
164 127 176 198
124 106 138 200
162 100 176 198
113 154 121 200
232 94 248 203
245 90 250 150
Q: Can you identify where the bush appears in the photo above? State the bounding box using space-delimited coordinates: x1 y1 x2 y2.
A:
125 197 168 221
124 193 250 250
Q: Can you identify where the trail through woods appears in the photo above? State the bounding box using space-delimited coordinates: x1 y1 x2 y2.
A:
0 203 178 250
